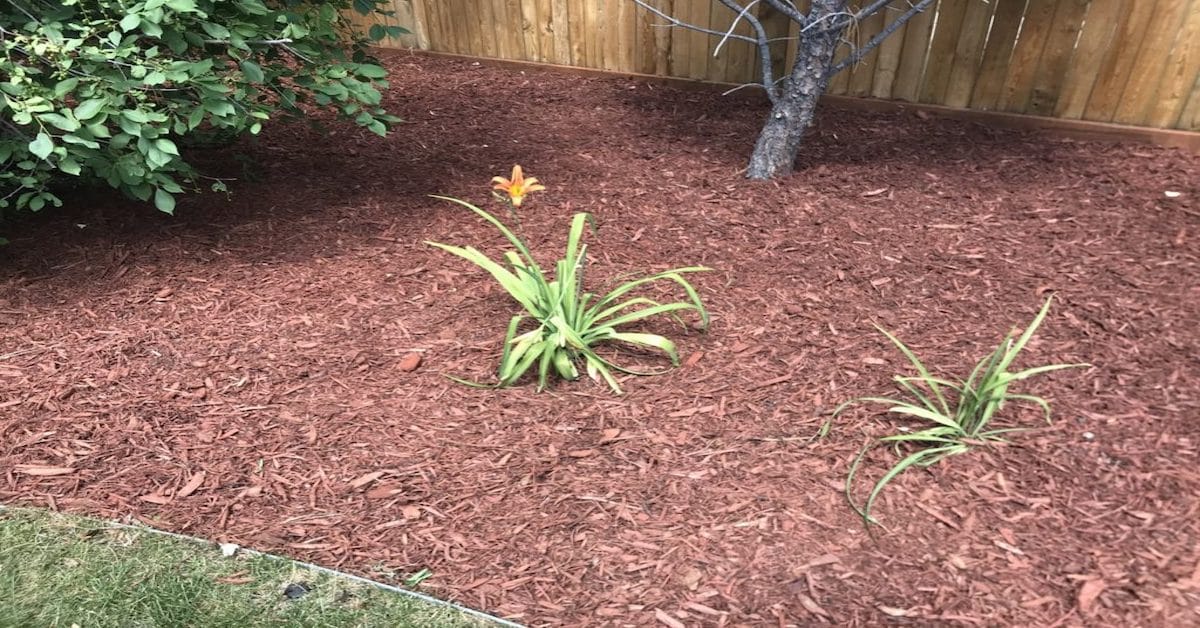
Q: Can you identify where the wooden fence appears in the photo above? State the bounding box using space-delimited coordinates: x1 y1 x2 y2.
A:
351 0 1200 132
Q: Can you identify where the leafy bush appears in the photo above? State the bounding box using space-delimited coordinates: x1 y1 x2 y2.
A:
427 169 709 394
837 296 1088 526
0 0 404 215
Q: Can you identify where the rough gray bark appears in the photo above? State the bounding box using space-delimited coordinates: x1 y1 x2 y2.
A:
746 18 840 179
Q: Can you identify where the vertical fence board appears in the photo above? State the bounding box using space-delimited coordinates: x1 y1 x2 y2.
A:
523 0 545 61
1083 1 1159 122
870 6 910 99
1147 0 1200 127
847 6 886 97
942 0 997 108
1026 0 1090 116
550 0 571 63
706 2 732 83
1114 0 1191 125
567 0 586 65
686 0 713 79
668 0 691 76
891 1 936 102
734 7 754 84
968 0 1027 110
919 0 969 103
1179 74 1200 129
1053 0 1124 120
998 0 1059 112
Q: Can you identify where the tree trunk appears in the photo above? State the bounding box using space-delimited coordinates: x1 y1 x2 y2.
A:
746 15 843 179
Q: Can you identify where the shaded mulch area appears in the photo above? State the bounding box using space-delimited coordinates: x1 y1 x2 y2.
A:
3 52 1199 626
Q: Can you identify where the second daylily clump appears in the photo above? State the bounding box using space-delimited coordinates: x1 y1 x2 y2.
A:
427 166 709 394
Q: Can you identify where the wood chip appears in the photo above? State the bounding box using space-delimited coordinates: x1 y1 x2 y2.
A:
349 471 385 489
878 606 911 617
797 593 831 618
654 608 686 628
176 471 206 498
1077 579 1106 615
398 353 422 371
14 465 76 476
138 493 171 505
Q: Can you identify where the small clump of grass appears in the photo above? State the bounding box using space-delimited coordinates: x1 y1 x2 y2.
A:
0 507 497 628
836 296 1089 527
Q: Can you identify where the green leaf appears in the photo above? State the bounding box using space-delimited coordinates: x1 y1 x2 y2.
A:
355 64 388 79
120 14 141 32
73 98 108 122
58 157 82 176
165 0 197 10
353 0 376 15
154 138 180 156
200 22 231 40
240 60 264 83
154 188 176 214
28 133 53 160
39 113 80 132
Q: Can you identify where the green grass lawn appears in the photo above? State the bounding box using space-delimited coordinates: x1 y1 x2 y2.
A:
0 508 498 628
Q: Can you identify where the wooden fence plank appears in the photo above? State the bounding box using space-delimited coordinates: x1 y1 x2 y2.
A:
550 0 571 64
724 6 753 84
891 0 936 102
706 1 732 83
420 0 444 52
919 0 969 104
1147 0 1200 127
998 0 1060 112
942 0 996 108
847 5 886 97
667 0 691 76
686 0 712 79
1083 0 1159 122
616 0 637 72
1053 0 1124 120
968 0 1026 110
523 0 545 61
1114 0 1191 125
444 0 467 54
870 4 910 99
1179 74 1200 130
1026 0 1090 116
568 0 586 66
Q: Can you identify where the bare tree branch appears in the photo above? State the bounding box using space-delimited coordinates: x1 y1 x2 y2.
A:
713 0 778 102
827 0 934 76
631 0 758 44
633 0 780 104
714 0 760 56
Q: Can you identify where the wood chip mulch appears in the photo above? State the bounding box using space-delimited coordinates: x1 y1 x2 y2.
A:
2 53 1199 626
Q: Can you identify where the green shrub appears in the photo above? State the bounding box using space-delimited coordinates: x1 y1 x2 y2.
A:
0 0 404 215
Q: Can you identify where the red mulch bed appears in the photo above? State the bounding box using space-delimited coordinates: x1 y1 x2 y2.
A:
3 52 1199 626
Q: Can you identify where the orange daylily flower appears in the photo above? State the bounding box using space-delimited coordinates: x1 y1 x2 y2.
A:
492 165 545 207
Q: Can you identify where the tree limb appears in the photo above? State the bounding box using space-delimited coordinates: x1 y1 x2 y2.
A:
826 0 934 76
714 0 778 102
633 0 780 103
631 0 758 44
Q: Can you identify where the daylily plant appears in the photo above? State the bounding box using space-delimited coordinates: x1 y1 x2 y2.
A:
428 166 709 393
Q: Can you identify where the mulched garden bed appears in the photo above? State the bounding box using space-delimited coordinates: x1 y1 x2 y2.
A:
2 51 1198 626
